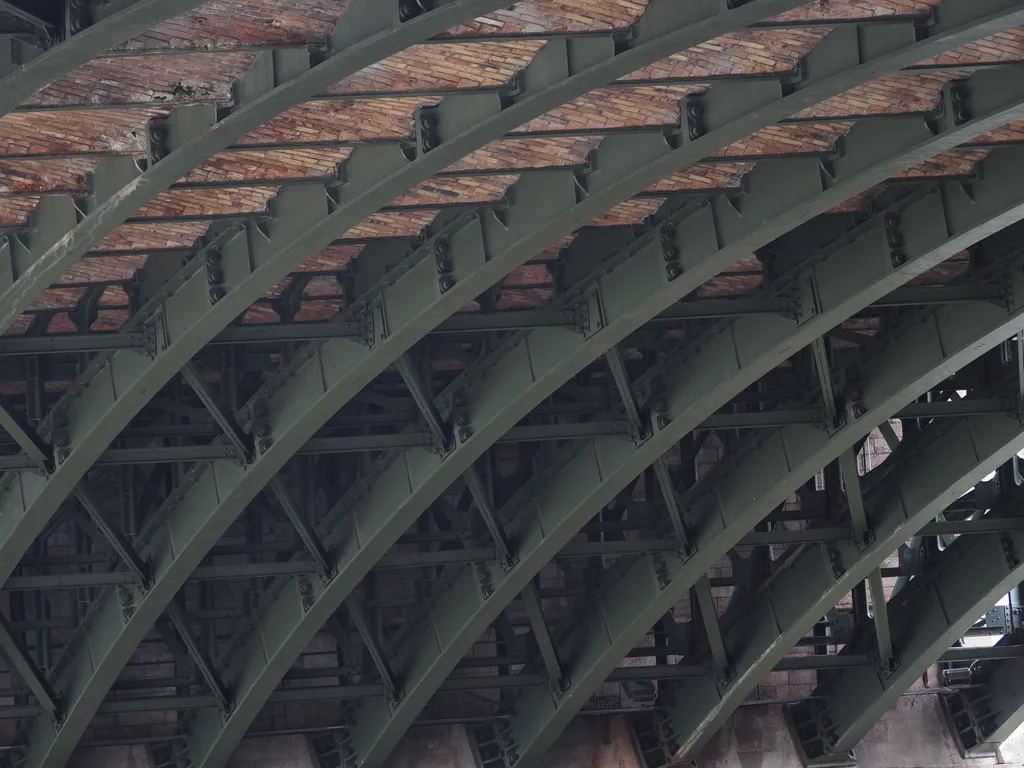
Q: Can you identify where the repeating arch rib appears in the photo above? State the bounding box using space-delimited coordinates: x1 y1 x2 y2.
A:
0 0 209 117
0 0 815 337
194 129 1024 768
6 5 1014 767
777 484 1024 766
638 419 1024 766
341 153 1024 768
485 242 1024 766
0 0 856 624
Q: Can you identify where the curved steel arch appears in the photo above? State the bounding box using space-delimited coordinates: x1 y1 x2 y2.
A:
6 6 995 766
0 0 818 661
488 255 1024 765
0 0 813 337
339 148 1024 767
639 421 1024 766
194 115 1024 768
778 489 1024 766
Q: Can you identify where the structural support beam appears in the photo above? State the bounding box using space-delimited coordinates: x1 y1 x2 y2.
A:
73 485 150 588
0 611 60 717
940 634 1024 757
472 270 1024 761
0 394 50 470
268 477 333 578
785 498 1024 766
344 596 400 703
865 567 894 675
692 576 729 673
16 10 1024 768
0 285 1001 358
612 422 1024 761
176 100 1024 768
180 363 252 463
165 601 232 715
520 583 567 693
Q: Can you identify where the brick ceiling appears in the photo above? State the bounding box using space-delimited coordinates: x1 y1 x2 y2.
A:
3 0 1022 357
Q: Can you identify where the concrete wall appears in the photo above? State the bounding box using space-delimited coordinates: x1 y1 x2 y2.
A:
67 694 1024 768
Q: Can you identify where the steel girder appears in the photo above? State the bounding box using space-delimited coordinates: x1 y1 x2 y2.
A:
781 496 1024 766
0 284 1004 357
0 0 1019 339
435 193 1024 767
3 508 1021 592
177 80 1024 768
0 0 513 337
497 357 1024 763
644 449 1024 766
0 0 821 336
10 9 1010 768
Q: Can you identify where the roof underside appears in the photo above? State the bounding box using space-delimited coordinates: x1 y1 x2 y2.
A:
0 1 1022 767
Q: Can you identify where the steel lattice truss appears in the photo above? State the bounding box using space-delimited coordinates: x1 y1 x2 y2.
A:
2 2 1024 768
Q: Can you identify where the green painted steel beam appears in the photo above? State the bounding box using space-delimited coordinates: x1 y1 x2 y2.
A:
8 5 1023 765
783 501 1024 765
3 513 1021 593
0 0 829 339
0 285 999 357
326 145 1024 764
0 0 521 338
18 9 1013 768
181 68 1024 768
647 444 1024 766
0 0 209 119
499 314 1024 766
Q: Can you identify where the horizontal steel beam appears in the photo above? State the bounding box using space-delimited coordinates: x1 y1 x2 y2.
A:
7 514 1018 591
3 644 1013 720
0 399 1001 469
0 285 997 357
